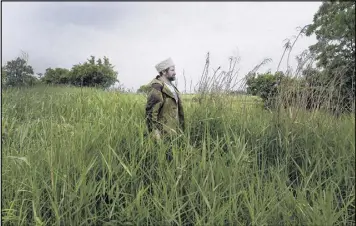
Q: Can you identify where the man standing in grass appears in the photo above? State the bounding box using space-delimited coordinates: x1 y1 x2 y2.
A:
145 58 185 153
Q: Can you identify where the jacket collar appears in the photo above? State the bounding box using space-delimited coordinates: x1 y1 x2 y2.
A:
152 76 180 99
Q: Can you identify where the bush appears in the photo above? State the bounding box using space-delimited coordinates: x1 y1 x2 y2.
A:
40 56 118 89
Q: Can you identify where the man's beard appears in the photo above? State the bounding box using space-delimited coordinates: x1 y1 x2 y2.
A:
168 76 176 81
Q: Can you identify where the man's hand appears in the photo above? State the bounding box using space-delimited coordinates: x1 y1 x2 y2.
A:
153 129 161 141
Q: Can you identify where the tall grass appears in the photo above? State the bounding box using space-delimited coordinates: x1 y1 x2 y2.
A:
1 82 354 225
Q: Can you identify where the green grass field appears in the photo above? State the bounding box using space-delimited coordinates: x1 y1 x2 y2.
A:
2 86 355 225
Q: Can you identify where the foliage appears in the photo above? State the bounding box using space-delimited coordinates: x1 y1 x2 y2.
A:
244 1 356 113
2 67 7 87
305 1 355 112
35 56 118 88
69 56 118 88
2 56 38 87
246 71 285 107
2 86 354 225
229 89 247 95
42 68 70 85
137 84 151 94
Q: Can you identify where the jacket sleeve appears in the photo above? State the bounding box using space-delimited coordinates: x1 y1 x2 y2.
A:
145 83 164 132
178 96 185 132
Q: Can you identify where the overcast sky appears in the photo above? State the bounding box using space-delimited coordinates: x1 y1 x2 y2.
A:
2 2 322 91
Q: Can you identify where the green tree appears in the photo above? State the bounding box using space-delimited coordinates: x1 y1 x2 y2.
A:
137 84 151 94
246 71 286 108
2 67 7 87
42 68 70 85
246 72 284 98
2 56 37 87
305 1 355 112
69 56 118 88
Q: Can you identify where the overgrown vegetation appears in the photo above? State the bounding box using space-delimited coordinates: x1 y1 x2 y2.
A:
244 1 355 115
2 85 354 225
1 1 355 225
137 84 151 95
1 52 38 87
2 55 118 89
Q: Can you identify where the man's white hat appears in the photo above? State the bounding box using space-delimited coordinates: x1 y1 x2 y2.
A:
155 58 175 73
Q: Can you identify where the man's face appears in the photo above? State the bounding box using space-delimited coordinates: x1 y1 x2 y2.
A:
163 66 176 81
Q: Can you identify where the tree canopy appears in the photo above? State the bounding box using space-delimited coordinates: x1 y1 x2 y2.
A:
2 56 38 87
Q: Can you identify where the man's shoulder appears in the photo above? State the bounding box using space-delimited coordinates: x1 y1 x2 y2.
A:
149 77 164 91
